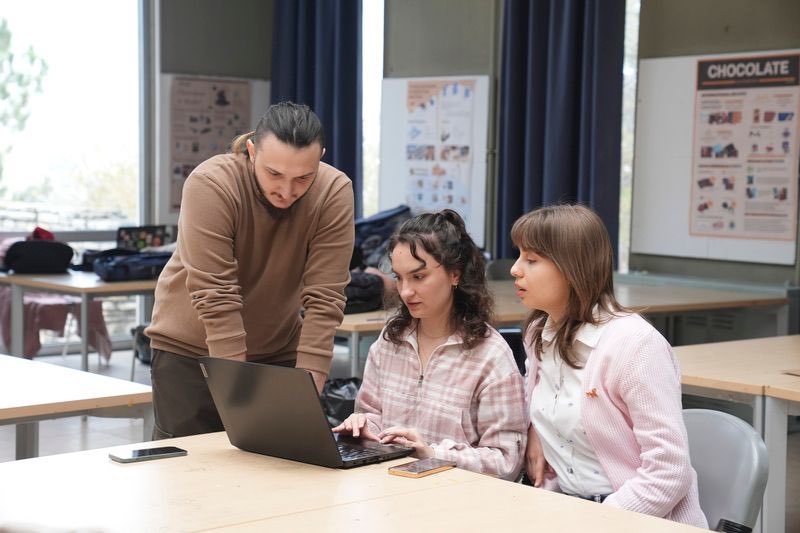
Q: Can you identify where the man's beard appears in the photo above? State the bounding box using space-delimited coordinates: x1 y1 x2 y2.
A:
265 200 291 220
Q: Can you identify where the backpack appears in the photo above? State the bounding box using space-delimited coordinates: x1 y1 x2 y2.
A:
1 240 75 274
93 252 173 282
77 248 139 272
353 205 411 268
320 377 363 426
344 269 384 314
131 324 153 364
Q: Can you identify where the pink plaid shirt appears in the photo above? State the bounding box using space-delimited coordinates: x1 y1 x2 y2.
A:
356 325 527 480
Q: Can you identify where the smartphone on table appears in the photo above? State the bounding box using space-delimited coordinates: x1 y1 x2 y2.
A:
388 457 457 478
109 446 188 463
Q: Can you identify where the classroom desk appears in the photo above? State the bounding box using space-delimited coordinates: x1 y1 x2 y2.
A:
0 271 157 371
338 279 790 376
674 335 800 533
764 376 800 533
0 354 153 460
0 431 705 532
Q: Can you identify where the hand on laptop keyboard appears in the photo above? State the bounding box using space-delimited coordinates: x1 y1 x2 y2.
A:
336 443 383 460
332 413 379 441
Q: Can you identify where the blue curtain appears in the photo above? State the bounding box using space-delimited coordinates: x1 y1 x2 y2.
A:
496 0 625 261
271 0 363 217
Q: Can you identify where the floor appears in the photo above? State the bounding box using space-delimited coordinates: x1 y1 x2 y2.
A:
0 349 797 531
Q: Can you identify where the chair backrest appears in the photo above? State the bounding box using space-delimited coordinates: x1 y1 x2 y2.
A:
486 258 516 280
497 328 526 375
683 409 769 532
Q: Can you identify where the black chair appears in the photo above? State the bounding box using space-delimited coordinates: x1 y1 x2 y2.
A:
486 258 526 375
129 324 152 381
498 328 526 376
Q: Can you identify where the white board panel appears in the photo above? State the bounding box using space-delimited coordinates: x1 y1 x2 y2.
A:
156 74 270 226
631 51 798 265
379 76 489 247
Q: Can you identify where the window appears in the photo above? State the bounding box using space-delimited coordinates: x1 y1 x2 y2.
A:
0 1 140 232
618 0 640 272
0 1 142 348
361 0 384 218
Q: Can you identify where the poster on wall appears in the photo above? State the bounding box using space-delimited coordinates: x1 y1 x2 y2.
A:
690 53 800 241
169 77 251 211
404 79 476 223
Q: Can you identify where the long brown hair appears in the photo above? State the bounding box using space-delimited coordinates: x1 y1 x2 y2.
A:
383 209 494 350
229 101 325 154
510 204 625 368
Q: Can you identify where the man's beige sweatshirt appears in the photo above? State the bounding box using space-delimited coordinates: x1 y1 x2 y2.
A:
147 153 354 375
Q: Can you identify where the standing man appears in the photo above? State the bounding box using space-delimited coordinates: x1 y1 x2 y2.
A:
146 102 354 439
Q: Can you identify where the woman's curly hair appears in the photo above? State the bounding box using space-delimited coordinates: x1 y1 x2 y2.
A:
383 209 494 350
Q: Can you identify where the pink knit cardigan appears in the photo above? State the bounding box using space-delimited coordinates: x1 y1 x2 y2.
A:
525 313 708 528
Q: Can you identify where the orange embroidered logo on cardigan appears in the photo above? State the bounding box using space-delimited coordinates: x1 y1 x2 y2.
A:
586 388 598 398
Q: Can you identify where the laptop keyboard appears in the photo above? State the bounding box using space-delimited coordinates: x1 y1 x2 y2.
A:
337 443 383 461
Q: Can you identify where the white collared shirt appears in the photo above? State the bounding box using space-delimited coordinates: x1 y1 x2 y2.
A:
530 315 614 497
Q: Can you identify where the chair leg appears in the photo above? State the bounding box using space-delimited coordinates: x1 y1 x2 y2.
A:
130 342 138 381
61 313 73 360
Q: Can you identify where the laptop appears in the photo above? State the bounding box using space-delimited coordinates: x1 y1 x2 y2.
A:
198 357 413 468
116 225 170 251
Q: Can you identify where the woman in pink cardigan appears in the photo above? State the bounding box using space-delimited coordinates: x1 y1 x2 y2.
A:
509 205 707 528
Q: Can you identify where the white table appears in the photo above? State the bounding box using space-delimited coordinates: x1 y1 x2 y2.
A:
674 335 800 533
763 376 800 533
0 271 156 371
0 354 153 459
338 278 790 377
0 431 706 532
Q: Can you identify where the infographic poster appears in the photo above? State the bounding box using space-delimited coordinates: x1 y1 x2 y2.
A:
405 79 476 222
169 77 251 211
691 53 800 241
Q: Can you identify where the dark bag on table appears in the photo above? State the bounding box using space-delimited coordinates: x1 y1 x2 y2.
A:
320 377 363 426
78 248 139 272
354 205 411 269
93 252 172 281
1 240 74 274
344 269 384 314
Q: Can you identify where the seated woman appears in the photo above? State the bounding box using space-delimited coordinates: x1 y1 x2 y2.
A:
333 209 526 480
510 204 706 527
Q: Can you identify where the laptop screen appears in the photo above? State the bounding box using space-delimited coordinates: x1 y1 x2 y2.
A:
116 225 170 251
199 357 412 468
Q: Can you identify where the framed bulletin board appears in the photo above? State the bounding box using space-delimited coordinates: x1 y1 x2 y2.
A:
379 76 490 247
631 50 799 265
156 74 270 225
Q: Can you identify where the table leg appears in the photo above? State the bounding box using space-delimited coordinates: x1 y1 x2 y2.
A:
752 395 765 533
9 284 24 356
16 421 39 460
665 314 676 345
775 303 789 336
761 396 787 533
349 332 361 378
80 294 90 371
